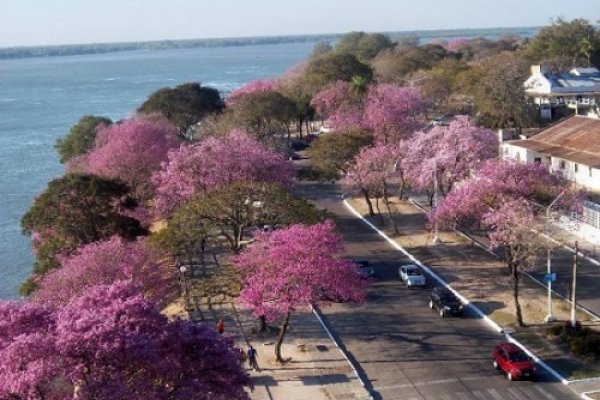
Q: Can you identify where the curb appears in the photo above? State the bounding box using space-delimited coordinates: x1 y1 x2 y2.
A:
342 198 570 386
583 391 600 400
311 305 374 400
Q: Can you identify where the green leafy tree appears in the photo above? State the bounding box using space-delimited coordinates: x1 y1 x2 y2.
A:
471 52 532 128
417 58 470 104
304 52 373 93
172 182 328 253
308 129 373 180
54 115 112 163
523 17 600 69
21 174 146 290
309 41 333 59
334 31 393 62
372 44 449 83
138 82 224 135
229 91 297 140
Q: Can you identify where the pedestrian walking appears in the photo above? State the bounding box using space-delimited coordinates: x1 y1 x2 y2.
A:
216 319 225 335
247 345 259 371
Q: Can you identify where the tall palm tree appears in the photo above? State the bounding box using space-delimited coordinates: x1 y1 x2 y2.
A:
349 75 370 100
579 36 594 67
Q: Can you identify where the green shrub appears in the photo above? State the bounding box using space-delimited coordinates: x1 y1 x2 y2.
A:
546 324 564 337
569 336 586 357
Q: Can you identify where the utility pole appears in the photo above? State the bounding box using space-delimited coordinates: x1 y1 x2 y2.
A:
571 241 579 329
432 159 439 244
545 190 565 322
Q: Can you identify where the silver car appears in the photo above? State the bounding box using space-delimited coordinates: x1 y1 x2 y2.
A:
399 264 426 287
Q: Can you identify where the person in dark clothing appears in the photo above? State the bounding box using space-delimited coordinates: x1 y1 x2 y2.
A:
247 345 259 371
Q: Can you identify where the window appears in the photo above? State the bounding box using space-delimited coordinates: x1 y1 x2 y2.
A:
516 152 521 161
575 163 579 173
559 160 566 169
534 157 541 164
590 167 594 178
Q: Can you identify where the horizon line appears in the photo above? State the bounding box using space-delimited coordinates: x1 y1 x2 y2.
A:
0 25 543 51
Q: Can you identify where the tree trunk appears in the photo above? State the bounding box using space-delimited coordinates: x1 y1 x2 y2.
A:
232 226 243 253
259 315 267 333
512 262 524 327
383 194 400 235
275 312 291 363
398 177 405 200
362 188 375 216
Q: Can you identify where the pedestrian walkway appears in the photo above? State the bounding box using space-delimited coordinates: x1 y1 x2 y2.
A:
198 302 370 400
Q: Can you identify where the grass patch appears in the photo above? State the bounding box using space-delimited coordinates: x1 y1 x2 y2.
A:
514 323 600 380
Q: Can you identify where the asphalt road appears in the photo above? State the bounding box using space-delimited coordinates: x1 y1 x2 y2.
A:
295 180 579 400
529 243 600 320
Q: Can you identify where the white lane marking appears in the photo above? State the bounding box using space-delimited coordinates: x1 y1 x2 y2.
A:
486 388 506 400
530 384 560 400
470 391 487 400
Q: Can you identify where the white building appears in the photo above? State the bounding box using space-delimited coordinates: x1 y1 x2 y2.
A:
524 65 600 120
501 115 600 191
502 115 600 243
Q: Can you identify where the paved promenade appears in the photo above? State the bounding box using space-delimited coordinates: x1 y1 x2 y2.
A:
204 303 370 400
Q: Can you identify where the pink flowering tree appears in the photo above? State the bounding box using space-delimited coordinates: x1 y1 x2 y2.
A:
342 142 409 231
405 116 498 202
363 84 426 143
431 159 579 326
445 38 470 52
68 116 181 201
311 80 364 131
234 221 367 362
226 79 279 106
34 236 175 306
0 282 250 400
152 129 293 216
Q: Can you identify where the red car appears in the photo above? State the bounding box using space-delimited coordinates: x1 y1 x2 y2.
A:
492 342 536 381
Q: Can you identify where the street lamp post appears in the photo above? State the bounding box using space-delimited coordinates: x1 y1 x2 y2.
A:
179 265 188 298
545 190 566 323
432 159 439 244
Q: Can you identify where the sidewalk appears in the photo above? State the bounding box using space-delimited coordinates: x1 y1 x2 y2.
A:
188 302 370 400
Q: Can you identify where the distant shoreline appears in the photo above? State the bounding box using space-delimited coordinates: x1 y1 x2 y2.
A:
0 26 540 61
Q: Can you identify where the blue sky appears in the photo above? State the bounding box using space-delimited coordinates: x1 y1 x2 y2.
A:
1 0 599 47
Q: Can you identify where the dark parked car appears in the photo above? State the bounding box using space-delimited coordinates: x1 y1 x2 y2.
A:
492 342 536 381
429 287 463 317
290 139 309 151
354 260 374 279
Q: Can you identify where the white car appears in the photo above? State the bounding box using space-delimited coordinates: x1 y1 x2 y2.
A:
399 264 426 287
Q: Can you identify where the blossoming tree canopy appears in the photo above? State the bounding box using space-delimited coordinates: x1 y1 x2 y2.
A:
34 236 175 306
234 220 367 361
363 84 426 143
405 115 498 195
68 116 181 201
0 281 250 400
432 159 575 230
226 79 279 106
152 129 294 216
311 80 364 130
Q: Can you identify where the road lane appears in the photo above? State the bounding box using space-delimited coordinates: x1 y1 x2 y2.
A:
295 181 578 400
